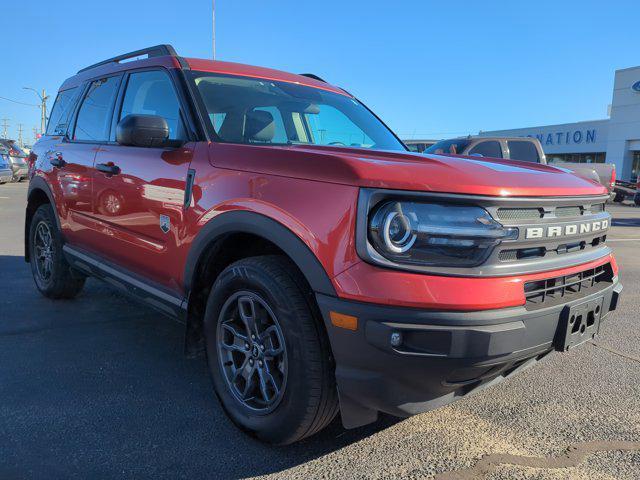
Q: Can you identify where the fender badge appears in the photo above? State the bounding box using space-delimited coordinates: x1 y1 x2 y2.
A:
160 215 171 234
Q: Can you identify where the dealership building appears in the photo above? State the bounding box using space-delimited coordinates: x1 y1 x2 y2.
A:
480 65 640 182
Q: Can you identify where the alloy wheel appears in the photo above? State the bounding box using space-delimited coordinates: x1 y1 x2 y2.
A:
34 221 54 282
217 291 288 413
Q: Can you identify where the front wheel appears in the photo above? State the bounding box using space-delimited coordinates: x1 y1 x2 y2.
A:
29 204 85 299
203 255 338 444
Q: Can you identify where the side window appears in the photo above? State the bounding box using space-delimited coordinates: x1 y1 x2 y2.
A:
305 105 374 147
74 77 121 141
46 87 80 136
119 70 186 140
469 141 503 158
507 141 540 163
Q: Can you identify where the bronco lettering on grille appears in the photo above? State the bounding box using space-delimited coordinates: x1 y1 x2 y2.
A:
525 219 609 239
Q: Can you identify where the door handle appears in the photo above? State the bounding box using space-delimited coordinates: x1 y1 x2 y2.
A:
50 152 66 168
96 162 121 176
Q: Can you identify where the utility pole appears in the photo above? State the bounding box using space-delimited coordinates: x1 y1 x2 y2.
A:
17 124 24 147
1 118 8 139
212 0 216 60
33 127 39 144
23 87 49 134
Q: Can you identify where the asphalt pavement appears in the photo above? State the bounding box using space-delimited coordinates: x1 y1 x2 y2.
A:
1 181 639 479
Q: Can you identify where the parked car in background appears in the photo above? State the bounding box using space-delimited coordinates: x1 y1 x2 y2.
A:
425 136 616 199
403 139 438 153
0 152 12 184
0 139 29 182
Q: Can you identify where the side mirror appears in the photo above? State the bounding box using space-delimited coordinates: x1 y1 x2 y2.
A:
116 114 181 148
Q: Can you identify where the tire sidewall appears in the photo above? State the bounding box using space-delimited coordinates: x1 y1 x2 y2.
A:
204 261 316 442
29 206 62 294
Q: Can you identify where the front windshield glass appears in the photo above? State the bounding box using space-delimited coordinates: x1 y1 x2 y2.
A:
191 72 405 151
424 139 470 155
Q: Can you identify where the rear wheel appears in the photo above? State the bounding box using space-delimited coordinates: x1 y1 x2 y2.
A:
203 255 338 445
613 192 625 203
29 204 85 299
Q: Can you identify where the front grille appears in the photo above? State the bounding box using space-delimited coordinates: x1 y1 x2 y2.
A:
496 203 605 222
523 263 613 310
496 208 543 221
556 206 582 217
498 235 607 262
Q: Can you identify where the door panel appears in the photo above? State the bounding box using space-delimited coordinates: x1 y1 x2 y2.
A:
91 144 193 291
44 142 97 245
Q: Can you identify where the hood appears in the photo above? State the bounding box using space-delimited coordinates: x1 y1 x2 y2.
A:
210 144 608 197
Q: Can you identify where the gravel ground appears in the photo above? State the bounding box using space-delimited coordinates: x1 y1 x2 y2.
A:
0 182 638 479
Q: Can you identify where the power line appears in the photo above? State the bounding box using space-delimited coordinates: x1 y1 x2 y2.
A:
0 95 39 107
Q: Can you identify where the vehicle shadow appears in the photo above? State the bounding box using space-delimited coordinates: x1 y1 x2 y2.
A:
0 255 400 479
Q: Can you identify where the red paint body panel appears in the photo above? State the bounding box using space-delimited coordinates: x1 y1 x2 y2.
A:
184 58 348 96
333 254 616 311
209 143 607 197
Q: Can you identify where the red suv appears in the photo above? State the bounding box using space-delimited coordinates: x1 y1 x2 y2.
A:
26 45 622 444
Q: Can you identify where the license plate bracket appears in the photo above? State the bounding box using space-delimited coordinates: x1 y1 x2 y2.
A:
556 297 604 352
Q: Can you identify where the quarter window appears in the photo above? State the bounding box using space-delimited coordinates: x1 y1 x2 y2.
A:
46 87 80 136
74 77 121 141
119 70 186 140
469 141 503 158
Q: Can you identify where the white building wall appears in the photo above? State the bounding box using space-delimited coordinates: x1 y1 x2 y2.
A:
606 66 640 179
480 120 609 155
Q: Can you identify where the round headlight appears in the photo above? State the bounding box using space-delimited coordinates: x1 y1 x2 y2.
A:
382 211 416 253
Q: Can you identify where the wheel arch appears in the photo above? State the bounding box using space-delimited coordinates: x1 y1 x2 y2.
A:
183 210 337 356
25 177 61 263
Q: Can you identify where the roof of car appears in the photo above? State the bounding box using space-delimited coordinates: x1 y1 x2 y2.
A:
60 44 348 96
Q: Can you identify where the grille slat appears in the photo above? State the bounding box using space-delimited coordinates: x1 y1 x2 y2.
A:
556 206 582 217
524 264 613 310
496 208 543 221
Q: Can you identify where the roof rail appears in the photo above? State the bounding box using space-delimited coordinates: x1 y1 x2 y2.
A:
77 44 179 74
299 73 327 83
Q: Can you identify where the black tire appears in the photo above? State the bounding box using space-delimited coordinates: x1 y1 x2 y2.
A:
634 193 640 207
203 255 338 445
613 192 625 203
29 204 85 299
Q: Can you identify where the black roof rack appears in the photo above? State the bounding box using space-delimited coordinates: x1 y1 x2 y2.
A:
77 44 179 74
299 73 327 83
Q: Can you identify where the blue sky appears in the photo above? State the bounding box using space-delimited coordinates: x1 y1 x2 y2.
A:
3 0 639 144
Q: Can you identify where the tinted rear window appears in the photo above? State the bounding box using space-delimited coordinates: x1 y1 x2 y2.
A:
507 140 540 163
46 87 80 136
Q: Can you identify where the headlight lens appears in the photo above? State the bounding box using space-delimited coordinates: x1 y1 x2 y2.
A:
368 201 518 268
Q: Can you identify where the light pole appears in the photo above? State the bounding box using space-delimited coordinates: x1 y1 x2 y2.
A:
23 87 49 135
212 0 216 60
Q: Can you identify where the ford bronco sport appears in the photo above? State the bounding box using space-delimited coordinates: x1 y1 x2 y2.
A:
26 45 622 445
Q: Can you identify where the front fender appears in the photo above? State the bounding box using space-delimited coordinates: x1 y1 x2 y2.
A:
25 176 61 262
184 209 337 296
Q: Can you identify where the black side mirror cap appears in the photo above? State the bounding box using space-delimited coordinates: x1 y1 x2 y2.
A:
116 114 182 148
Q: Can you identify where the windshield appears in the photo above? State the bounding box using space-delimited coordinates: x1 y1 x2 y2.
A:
424 139 470 155
190 72 405 151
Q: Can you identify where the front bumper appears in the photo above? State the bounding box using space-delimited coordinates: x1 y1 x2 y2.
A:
317 279 622 428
